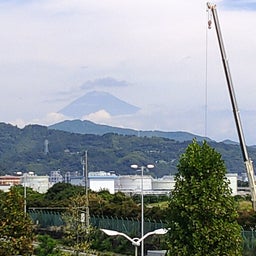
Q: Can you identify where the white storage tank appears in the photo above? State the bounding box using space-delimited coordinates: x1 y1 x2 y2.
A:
152 176 176 191
116 175 152 193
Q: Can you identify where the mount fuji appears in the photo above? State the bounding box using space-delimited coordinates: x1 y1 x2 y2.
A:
58 91 140 118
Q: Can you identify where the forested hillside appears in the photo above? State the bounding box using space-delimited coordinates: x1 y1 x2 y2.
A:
0 122 253 177
49 119 212 142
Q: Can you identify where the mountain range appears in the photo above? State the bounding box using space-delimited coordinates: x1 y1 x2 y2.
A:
49 119 213 142
0 122 252 178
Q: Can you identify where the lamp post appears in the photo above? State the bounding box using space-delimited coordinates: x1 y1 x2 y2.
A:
101 228 168 256
130 164 154 256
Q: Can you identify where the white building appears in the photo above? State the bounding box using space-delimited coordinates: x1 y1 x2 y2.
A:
69 176 85 187
20 173 50 193
63 171 117 194
0 173 50 193
49 170 63 184
89 171 117 194
226 173 238 196
0 175 21 192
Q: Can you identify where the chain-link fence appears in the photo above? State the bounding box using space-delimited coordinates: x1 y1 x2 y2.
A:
29 209 256 254
242 228 256 255
29 209 64 228
28 209 165 234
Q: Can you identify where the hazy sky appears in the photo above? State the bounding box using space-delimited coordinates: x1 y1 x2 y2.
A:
1 0 256 144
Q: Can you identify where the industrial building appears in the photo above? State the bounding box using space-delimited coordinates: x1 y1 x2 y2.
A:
0 171 238 196
85 171 238 196
0 172 49 193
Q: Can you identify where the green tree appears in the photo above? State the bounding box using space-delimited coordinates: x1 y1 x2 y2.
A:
13 184 45 208
62 194 91 254
44 182 82 207
0 187 34 255
166 140 242 256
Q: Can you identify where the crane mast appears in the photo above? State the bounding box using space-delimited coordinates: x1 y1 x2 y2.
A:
207 3 256 210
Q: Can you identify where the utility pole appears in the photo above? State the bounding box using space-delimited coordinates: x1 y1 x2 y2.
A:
82 150 90 229
24 173 27 217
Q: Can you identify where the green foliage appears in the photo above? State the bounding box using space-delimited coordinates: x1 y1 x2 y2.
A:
237 209 256 230
167 140 242 256
0 187 34 255
238 180 249 187
94 229 134 255
89 190 141 218
35 234 62 256
62 194 91 253
45 182 82 202
13 184 46 208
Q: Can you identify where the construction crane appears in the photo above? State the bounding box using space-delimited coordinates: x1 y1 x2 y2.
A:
207 2 256 210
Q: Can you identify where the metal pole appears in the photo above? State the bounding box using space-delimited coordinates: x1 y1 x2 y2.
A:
135 245 138 256
85 150 90 229
24 173 27 217
141 166 144 256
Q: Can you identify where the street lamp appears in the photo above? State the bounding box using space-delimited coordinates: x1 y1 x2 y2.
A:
130 164 154 256
100 228 168 256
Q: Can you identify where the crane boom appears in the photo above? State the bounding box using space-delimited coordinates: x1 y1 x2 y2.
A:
207 2 256 210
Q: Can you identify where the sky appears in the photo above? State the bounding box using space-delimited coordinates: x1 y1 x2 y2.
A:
1 0 256 144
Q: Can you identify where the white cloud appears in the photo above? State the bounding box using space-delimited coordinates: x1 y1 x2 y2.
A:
9 118 27 129
80 77 130 90
39 112 69 125
83 110 111 123
9 112 69 128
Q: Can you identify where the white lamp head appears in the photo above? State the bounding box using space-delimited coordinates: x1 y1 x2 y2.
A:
153 228 169 235
101 229 120 236
131 164 154 169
